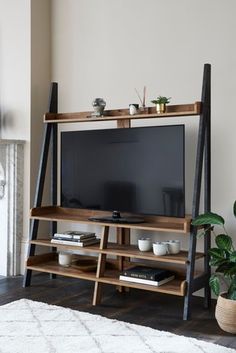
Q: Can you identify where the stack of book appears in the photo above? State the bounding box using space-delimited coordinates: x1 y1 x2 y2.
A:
119 266 175 286
51 230 100 247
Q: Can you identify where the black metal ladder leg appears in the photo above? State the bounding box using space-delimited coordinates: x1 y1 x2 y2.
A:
203 65 211 309
183 228 197 320
23 123 52 287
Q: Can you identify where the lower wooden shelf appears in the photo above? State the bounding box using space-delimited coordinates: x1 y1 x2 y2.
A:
26 252 187 297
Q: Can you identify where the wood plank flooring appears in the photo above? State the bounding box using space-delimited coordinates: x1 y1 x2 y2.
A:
0 274 235 350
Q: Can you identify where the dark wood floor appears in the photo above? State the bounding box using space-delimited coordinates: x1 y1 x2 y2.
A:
0 274 235 349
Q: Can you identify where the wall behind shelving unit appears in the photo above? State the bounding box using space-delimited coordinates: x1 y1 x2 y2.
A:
51 0 236 254
0 0 51 274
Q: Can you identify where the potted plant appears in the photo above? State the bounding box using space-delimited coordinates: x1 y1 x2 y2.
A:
192 201 236 333
151 96 171 114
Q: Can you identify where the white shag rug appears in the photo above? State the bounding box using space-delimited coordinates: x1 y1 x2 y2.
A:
0 299 235 353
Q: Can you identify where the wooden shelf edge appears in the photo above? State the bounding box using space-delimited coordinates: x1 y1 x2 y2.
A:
31 239 204 264
98 276 186 296
26 258 186 296
30 206 191 234
44 102 201 124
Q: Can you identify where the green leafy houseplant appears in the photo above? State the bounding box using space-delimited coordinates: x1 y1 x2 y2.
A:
151 96 171 105
192 201 236 300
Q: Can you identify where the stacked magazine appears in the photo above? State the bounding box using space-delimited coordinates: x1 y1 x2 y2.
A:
51 230 100 247
119 266 175 286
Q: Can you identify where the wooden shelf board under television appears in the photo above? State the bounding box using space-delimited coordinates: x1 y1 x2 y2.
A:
24 64 211 321
44 102 201 124
30 206 191 234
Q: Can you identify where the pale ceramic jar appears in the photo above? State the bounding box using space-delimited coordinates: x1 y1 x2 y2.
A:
138 238 152 252
166 240 181 254
58 251 72 267
153 242 168 256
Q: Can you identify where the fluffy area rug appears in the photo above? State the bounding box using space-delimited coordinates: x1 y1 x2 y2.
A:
0 299 235 353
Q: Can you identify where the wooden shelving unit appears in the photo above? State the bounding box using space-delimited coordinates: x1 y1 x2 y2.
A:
23 64 211 320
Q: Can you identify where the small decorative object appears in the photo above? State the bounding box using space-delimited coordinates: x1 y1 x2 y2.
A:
192 201 236 333
153 242 168 256
72 258 97 272
166 240 181 254
58 251 72 267
129 104 139 115
92 98 106 117
138 237 152 252
135 86 147 110
151 96 171 114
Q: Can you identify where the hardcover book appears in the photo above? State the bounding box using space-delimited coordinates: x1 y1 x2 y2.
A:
122 266 174 281
51 238 100 247
53 230 95 241
119 275 175 287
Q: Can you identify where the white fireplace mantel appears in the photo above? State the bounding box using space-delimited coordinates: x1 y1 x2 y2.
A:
0 139 25 276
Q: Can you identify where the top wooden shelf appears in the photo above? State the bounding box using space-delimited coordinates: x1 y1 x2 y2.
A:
30 206 191 234
44 102 201 124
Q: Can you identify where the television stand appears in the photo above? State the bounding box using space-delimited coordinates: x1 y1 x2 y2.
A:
89 210 145 224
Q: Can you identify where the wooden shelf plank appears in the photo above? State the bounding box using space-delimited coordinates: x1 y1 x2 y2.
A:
30 206 191 234
100 273 186 296
31 239 204 265
30 239 101 253
44 102 201 124
26 259 186 296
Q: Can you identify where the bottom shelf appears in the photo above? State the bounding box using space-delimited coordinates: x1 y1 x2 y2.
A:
26 253 187 297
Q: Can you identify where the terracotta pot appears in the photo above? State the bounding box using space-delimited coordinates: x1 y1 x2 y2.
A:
215 293 236 334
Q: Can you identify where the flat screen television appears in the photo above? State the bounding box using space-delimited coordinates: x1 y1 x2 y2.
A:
61 125 185 222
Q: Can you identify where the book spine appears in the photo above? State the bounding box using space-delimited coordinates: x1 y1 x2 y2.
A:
122 272 155 280
119 275 175 287
51 239 100 247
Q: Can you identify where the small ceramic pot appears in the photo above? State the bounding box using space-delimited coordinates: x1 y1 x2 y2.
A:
153 242 168 256
156 103 166 114
138 238 152 252
92 98 106 117
166 240 181 254
58 251 72 267
129 104 139 115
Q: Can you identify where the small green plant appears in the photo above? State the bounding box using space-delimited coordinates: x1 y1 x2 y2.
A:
151 96 171 105
192 201 236 300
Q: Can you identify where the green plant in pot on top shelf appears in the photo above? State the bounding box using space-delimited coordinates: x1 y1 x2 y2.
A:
151 96 171 114
192 201 236 334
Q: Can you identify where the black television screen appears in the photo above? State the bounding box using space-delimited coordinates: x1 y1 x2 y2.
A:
61 125 185 218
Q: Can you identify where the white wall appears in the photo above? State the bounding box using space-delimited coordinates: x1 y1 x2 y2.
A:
0 0 51 274
51 0 236 247
0 0 31 272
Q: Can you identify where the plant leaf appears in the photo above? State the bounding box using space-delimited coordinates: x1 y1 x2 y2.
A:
215 234 232 251
208 248 225 259
191 212 225 226
209 274 220 296
234 200 236 218
229 251 236 263
215 262 231 273
228 279 236 300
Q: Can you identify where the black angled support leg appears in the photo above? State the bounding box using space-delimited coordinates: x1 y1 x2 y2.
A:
23 123 52 287
183 64 210 320
49 83 58 280
203 65 211 309
23 82 58 287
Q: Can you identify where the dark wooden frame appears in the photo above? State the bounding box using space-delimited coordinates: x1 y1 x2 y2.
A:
23 64 211 320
